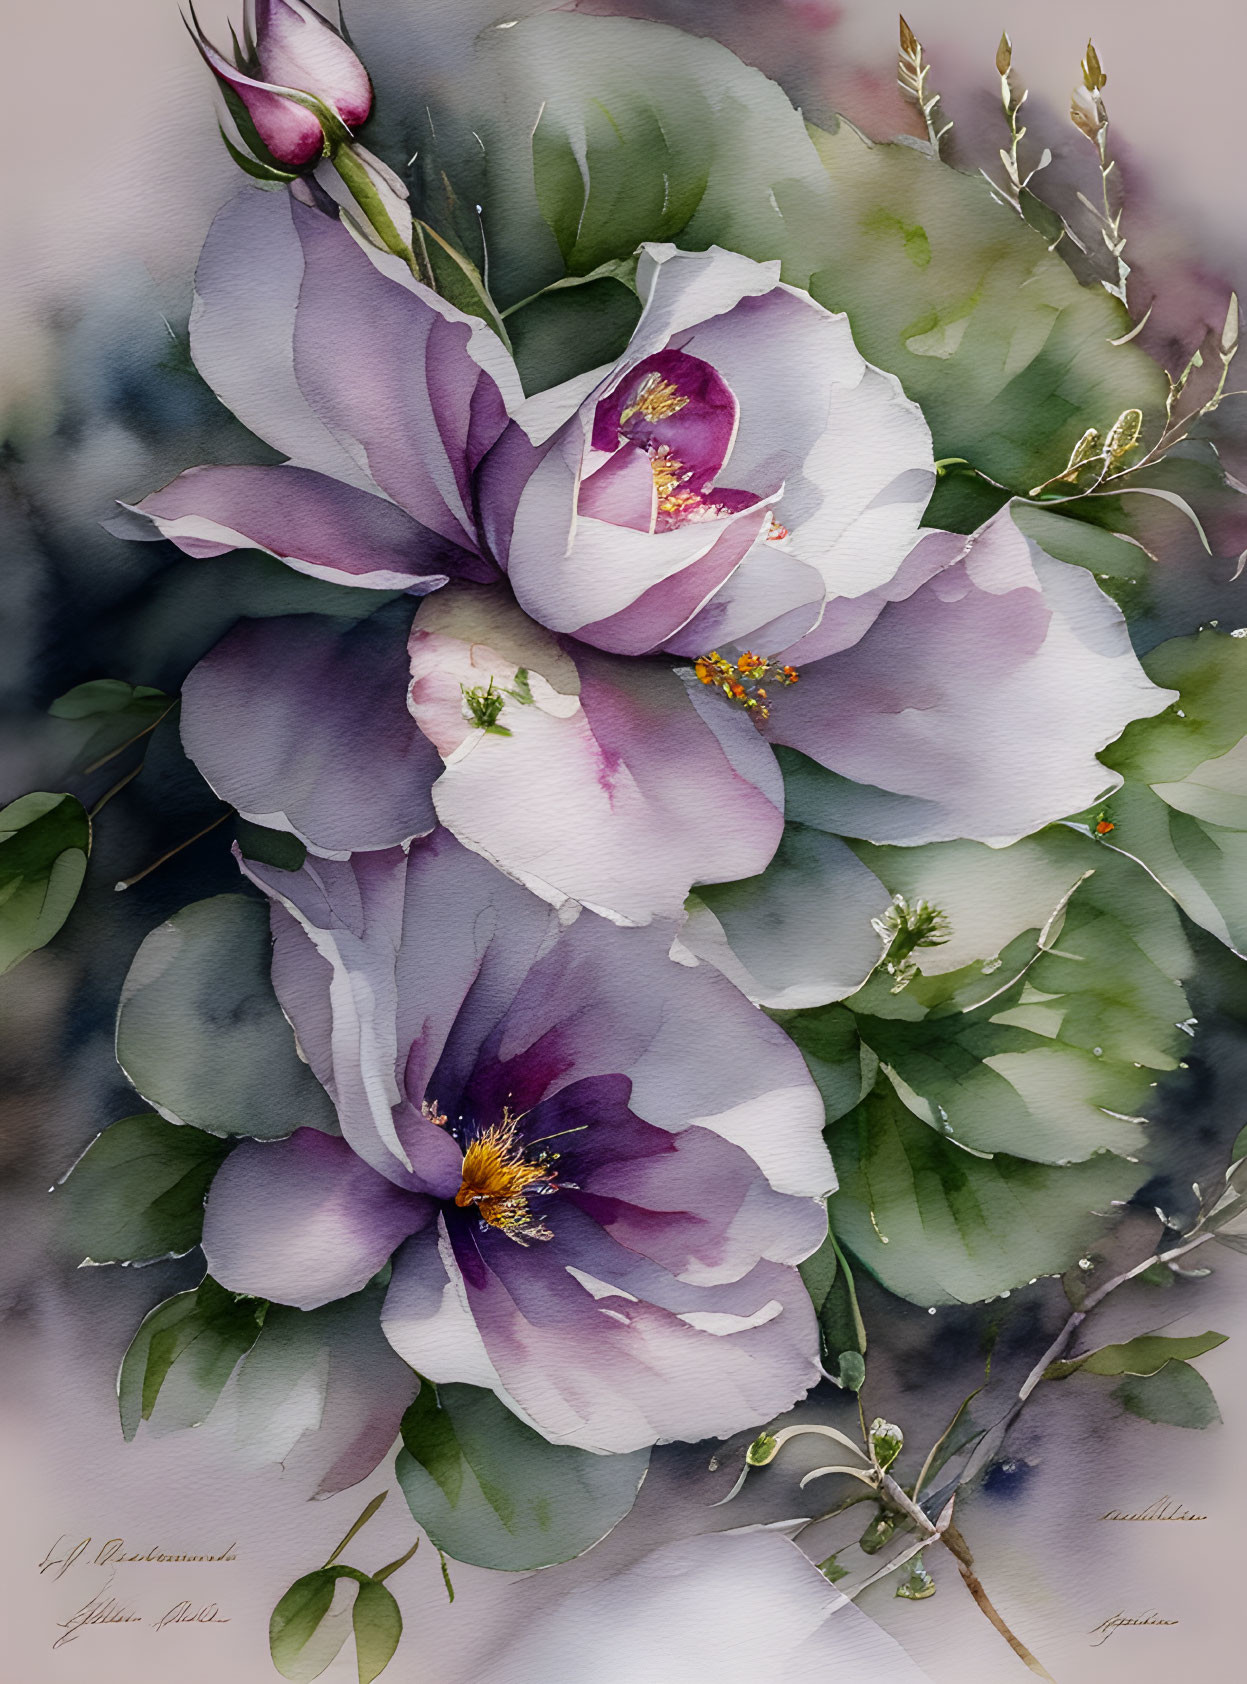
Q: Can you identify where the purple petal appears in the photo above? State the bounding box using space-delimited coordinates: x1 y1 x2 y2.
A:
242 834 555 1184
203 1131 434 1310
127 464 460 588
766 507 1176 844
575 504 772 656
407 588 785 925
577 445 656 532
519 1076 826 1284
503 430 776 649
181 609 440 855
458 905 831 1201
288 199 515 553
222 1283 416 1496
384 1204 820 1453
189 189 381 489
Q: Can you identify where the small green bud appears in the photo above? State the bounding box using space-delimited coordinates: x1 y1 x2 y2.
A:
869 1417 904 1472
745 1431 779 1467
858 1510 897 1555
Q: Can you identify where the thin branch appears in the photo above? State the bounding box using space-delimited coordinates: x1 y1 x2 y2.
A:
81 699 179 775
943 1523 1056 1681
88 762 143 818
958 1227 1214 1490
113 807 232 891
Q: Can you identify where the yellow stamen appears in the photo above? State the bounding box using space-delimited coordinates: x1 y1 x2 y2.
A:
620 371 689 426
454 1109 555 1244
650 445 688 505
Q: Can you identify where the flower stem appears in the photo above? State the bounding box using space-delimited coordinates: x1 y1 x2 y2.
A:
330 145 435 288
323 1490 388 1569
89 762 143 818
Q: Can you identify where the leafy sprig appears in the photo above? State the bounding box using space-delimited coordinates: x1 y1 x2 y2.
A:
898 17 952 158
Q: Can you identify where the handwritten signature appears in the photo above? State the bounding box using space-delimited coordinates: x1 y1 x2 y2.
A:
53 1589 229 1650
37 1535 238 1580
1098 1494 1208 1522
1090 1611 1180 1646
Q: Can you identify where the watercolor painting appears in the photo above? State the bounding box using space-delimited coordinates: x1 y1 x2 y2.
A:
5 2 1247 1679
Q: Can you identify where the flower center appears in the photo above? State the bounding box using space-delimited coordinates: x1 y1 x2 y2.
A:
453 1108 559 1245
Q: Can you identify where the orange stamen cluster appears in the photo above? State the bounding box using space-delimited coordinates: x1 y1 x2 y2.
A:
693 650 800 721
453 1108 557 1245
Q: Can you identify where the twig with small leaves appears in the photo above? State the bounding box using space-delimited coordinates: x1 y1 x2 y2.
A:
1069 40 1131 306
986 34 1054 220
898 17 952 158
1029 292 1240 501
733 1412 1055 1677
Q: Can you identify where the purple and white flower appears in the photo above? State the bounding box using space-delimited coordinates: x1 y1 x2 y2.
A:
200 830 833 1453
126 187 1173 924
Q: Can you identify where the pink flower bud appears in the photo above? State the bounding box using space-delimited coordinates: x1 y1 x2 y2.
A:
252 1 372 127
188 1 372 172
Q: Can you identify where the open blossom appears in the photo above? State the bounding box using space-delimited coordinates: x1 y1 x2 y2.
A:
189 0 373 169
126 187 1173 924
199 831 832 1453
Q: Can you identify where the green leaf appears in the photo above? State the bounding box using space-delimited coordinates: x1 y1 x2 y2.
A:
776 1003 879 1127
118 1277 267 1440
55 1112 230 1263
392 13 834 313
350 1578 402 1684
836 1351 867 1393
48 680 171 774
805 123 1166 496
818 1552 850 1584
816 1231 868 1382
1010 502 1150 584
115 895 337 1138
691 824 891 1012
1045 1330 1227 1381
827 1083 1146 1306
1115 1359 1221 1429
270 1566 401 1684
396 1382 649 1570
0 792 90 973
798 1228 839 1314
1096 630 1247 955
270 1569 350 1682
508 277 642 395
235 818 308 873
417 217 512 344
836 830 1194 1165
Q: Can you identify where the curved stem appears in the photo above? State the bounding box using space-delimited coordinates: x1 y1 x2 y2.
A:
943 1523 1055 1681
324 1491 387 1569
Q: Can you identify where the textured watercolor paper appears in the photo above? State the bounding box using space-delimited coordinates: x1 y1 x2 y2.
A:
5 4 1247 1681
